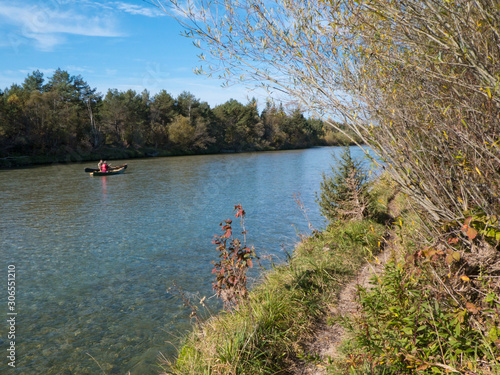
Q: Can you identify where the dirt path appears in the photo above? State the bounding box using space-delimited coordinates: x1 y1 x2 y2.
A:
293 196 401 375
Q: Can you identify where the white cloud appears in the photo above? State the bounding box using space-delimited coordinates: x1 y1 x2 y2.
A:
0 1 123 51
26 33 64 52
18 68 56 76
113 2 166 17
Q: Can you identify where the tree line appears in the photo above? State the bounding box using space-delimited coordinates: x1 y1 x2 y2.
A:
0 69 355 163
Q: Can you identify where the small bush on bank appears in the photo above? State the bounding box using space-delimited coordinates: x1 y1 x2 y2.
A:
211 204 260 310
317 147 369 223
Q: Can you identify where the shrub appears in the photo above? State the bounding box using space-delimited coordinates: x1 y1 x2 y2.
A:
344 261 499 374
317 146 368 223
211 204 259 310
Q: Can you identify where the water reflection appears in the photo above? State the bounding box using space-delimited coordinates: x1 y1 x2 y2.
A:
100 175 108 199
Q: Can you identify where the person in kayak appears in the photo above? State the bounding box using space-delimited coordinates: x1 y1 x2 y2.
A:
100 161 109 172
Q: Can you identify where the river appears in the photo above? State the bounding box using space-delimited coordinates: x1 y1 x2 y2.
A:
0 146 373 374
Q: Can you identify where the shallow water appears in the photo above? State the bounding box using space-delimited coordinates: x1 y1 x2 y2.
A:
0 146 374 374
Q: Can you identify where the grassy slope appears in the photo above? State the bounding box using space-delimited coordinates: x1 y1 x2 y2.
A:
160 177 392 375
161 174 500 375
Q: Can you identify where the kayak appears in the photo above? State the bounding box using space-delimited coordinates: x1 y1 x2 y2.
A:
90 166 127 176
85 164 127 173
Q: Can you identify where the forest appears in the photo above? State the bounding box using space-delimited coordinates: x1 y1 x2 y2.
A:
0 69 354 166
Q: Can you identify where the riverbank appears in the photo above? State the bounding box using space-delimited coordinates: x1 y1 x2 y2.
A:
159 173 500 375
0 146 178 168
0 141 359 169
159 175 394 374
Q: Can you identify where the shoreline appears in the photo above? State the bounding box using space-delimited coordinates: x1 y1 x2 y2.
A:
0 143 356 170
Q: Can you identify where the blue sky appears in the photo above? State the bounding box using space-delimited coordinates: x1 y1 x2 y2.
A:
0 0 261 107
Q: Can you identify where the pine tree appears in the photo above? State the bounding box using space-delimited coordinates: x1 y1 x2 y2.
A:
317 147 368 223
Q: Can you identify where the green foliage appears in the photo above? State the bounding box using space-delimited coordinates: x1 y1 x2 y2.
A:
317 147 368 223
168 115 196 149
213 99 263 150
343 261 498 374
0 70 342 163
331 178 500 375
462 212 500 245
